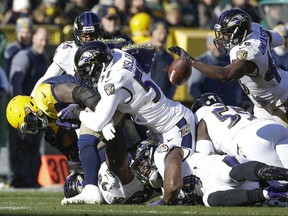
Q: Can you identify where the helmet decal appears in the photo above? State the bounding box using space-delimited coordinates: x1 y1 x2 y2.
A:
78 50 98 67
74 41 113 88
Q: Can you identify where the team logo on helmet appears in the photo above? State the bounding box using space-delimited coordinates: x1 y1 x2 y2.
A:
228 15 244 28
78 50 98 67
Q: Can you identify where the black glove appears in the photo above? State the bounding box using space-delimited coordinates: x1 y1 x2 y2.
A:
168 46 195 65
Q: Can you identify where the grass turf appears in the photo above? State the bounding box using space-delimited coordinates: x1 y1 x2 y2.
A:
0 189 287 216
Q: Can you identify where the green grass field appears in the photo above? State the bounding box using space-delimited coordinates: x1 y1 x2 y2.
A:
0 188 288 216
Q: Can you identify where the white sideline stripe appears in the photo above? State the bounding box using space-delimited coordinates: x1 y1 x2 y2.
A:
70 209 191 214
0 206 28 210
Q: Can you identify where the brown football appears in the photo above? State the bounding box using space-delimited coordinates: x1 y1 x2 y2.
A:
168 57 192 86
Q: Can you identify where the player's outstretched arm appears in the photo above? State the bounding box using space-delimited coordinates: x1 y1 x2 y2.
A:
163 147 184 204
168 46 255 82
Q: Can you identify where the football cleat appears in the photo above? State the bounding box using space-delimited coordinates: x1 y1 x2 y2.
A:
61 184 103 205
258 166 288 181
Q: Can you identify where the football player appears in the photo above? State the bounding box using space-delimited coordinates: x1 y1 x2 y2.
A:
57 41 196 204
31 11 102 97
7 76 147 205
131 141 288 206
192 92 288 168
59 40 196 150
57 43 157 205
169 8 288 127
7 40 157 204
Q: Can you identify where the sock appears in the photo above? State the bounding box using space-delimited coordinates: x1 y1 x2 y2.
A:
78 134 101 186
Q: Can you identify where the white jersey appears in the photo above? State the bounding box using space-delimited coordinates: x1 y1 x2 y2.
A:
52 41 78 74
154 143 258 206
98 162 147 204
196 104 288 167
80 49 196 148
229 23 288 124
31 41 78 97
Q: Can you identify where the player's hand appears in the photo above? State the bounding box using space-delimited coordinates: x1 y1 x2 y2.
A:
55 119 80 130
168 46 183 57
58 104 82 120
102 121 115 141
168 46 195 65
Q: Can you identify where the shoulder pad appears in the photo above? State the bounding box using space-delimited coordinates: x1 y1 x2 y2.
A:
231 40 259 62
97 38 127 49
122 43 155 52
53 41 77 62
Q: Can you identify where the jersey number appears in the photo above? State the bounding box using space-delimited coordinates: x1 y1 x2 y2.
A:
211 106 255 128
239 52 281 94
134 67 161 103
212 106 241 129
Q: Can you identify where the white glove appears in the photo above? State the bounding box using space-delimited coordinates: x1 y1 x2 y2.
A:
102 120 116 141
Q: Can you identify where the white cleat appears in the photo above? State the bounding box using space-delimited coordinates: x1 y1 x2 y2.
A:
61 184 103 205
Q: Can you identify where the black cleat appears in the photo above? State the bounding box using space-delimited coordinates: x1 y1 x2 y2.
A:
258 166 288 180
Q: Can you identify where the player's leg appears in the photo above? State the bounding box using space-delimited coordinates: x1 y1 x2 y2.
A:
61 120 103 205
274 124 288 168
236 121 284 167
61 110 130 205
204 156 288 207
229 159 288 181
105 113 134 184
204 188 266 206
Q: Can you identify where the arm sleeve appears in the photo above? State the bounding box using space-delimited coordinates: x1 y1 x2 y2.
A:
31 62 64 97
195 140 215 154
79 89 125 132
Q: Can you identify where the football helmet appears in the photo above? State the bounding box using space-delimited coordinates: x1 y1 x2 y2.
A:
129 12 152 36
64 170 84 198
74 41 113 88
6 95 48 138
191 93 224 113
73 11 102 46
213 9 252 53
129 140 162 189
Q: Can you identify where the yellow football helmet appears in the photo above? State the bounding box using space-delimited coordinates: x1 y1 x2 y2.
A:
129 12 152 37
6 95 48 138
33 83 58 119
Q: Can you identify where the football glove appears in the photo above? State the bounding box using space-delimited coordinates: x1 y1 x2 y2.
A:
55 119 80 130
102 120 115 141
58 104 83 120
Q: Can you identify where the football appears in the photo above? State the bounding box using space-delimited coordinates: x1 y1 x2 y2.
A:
168 57 192 86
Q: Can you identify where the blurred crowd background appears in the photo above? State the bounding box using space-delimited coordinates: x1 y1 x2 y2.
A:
0 0 288 188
